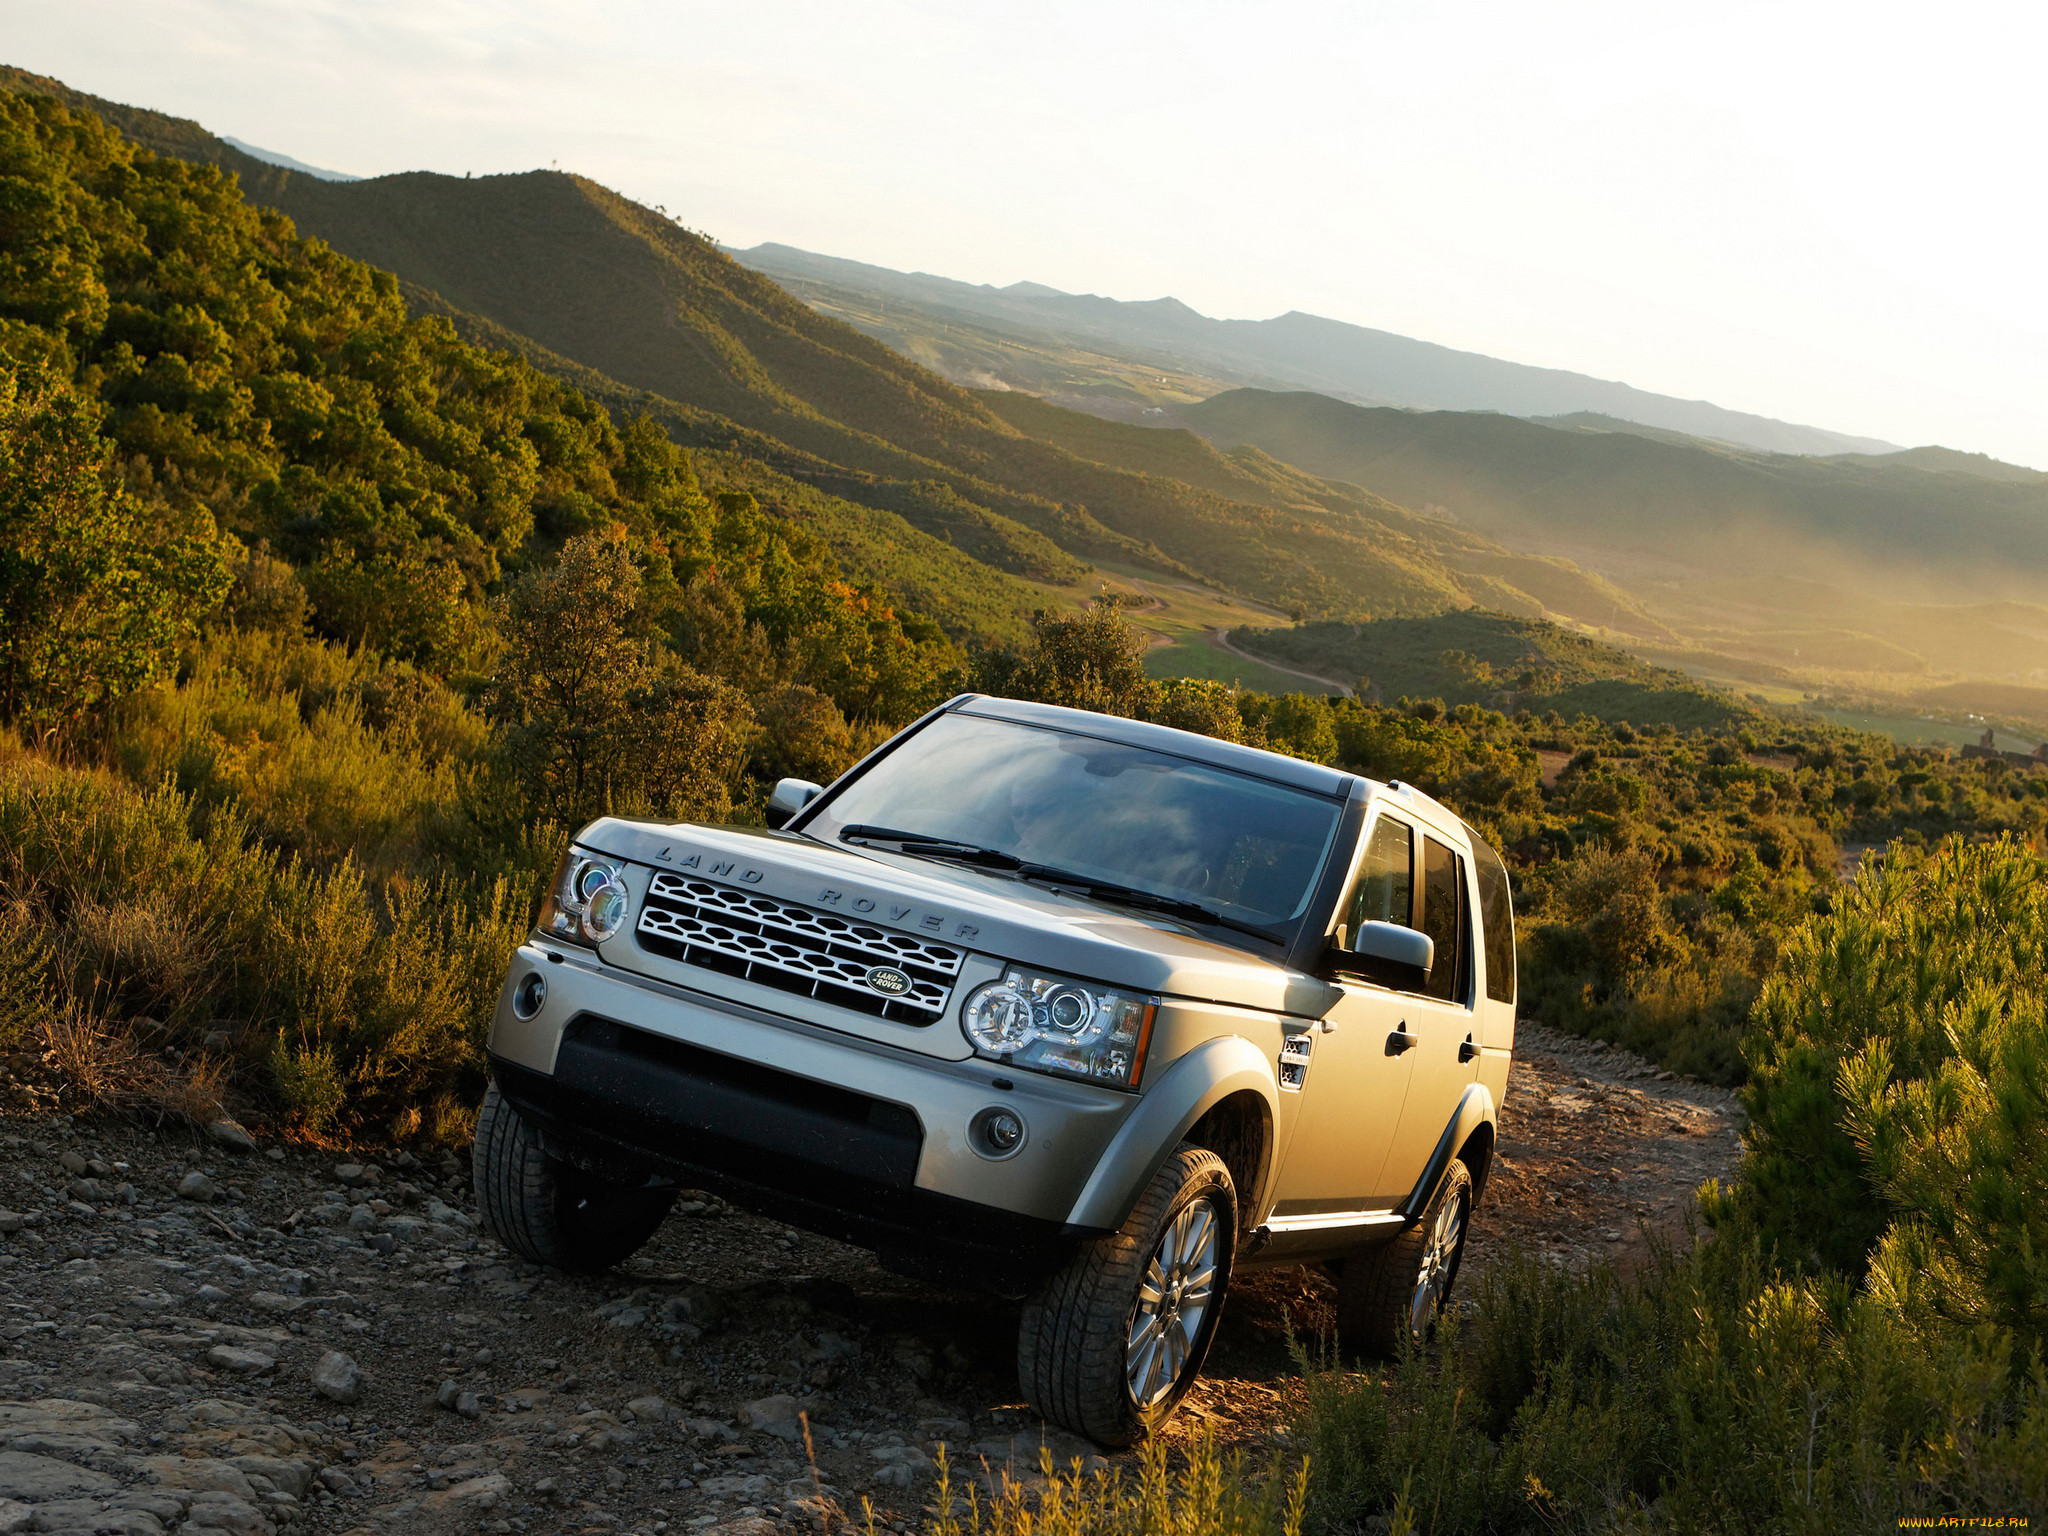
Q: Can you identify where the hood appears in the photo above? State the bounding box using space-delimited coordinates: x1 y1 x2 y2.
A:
578 818 1336 1018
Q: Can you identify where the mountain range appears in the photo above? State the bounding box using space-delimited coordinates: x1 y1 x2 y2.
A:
4 64 2043 732
732 243 1900 458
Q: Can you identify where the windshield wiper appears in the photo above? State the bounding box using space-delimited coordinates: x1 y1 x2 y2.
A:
1014 866 1288 947
836 827 1286 946
835 825 1024 869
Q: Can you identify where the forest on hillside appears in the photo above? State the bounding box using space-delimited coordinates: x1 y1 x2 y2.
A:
2 82 2046 1530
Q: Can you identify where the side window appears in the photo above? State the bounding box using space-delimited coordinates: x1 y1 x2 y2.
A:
1472 834 1517 1004
1419 836 1472 1005
1346 815 1413 938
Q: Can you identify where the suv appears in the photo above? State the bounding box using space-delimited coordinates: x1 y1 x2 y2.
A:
474 695 1516 1445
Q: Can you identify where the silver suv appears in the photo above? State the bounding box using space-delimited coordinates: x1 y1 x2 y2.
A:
473 695 1516 1445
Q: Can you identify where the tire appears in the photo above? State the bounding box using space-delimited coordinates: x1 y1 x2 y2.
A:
471 1082 676 1273
1018 1144 1236 1447
1335 1158 1473 1360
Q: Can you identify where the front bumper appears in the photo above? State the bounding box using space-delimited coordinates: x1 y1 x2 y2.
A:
487 943 1136 1289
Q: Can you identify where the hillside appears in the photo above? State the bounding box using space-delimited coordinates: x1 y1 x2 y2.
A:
733 242 1899 456
0 65 1657 639
1230 612 1750 729
1180 389 2048 700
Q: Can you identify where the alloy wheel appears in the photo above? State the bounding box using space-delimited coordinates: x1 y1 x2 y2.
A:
1407 1187 1466 1342
1126 1196 1221 1408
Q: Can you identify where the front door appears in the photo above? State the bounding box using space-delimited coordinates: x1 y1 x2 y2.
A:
1271 812 1421 1215
1377 831 1482 1200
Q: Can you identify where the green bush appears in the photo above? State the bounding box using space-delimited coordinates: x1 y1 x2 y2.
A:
0 367 227 733
1736 837 2048 1279
0 749 529 1136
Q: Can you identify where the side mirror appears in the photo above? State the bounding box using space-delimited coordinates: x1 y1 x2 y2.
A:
764 777 823 830
1328 920 1434 991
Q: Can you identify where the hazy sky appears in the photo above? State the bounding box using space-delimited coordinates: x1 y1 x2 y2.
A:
10 1 2046 465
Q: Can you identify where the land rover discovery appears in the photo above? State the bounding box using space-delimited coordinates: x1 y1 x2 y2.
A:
474 694 1516 1444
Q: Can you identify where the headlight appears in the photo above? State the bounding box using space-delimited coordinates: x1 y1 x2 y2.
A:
960 968 1158 1090
537 847 631 947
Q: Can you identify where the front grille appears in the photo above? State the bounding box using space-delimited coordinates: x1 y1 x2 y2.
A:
635 874 964 1026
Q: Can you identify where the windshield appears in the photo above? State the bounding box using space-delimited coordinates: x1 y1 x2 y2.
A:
806 713 1345 930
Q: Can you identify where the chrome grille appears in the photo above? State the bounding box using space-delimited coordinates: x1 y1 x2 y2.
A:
635 874 964 1025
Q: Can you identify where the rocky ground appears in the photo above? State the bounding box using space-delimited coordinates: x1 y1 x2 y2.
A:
0 1023 1741 1536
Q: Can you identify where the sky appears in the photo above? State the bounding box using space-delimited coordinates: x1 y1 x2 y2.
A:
9 0 2046 466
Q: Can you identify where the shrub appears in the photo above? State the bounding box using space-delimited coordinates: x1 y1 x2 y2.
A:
0 751 529 1137
0 367 228 734
1736 836 2048 1276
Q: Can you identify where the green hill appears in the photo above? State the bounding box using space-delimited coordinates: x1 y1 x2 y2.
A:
1230 612 1751 729
0 66 1668 638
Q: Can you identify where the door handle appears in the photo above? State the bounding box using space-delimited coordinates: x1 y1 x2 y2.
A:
1459 1034 1479 1064
1385 1028 1418 1056
1319 1019 1339 1034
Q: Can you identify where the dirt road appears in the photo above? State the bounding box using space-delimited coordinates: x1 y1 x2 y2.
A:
0 1027 1738 1535
1205 630 1355 698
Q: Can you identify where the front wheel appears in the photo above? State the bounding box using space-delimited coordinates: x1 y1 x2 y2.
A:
471 1083 676 1273
1018 1145 1235 1447
1335 1158 1472 1359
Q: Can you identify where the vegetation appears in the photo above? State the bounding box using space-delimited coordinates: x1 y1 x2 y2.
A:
1229 611 1743 728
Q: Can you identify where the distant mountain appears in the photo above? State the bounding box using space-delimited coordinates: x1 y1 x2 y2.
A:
734 243 1900 458
1179 388 2048 689
1179 389 2048 592
219 135 359 182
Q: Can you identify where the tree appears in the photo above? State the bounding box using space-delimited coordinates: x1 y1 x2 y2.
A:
980 595 1157 718
492 529 752 826
0 368 227 734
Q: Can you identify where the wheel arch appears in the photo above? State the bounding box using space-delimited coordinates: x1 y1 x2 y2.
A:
1394 1082 1498 1223
1063 1035 1279 1234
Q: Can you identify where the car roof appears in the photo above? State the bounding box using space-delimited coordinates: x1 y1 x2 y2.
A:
950 695 1359 799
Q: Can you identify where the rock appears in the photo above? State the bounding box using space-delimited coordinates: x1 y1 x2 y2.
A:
686 1418 740 1442
345 1204 377 1232
740 1393 803 1441
423 1472 511 1510
0 1449 117 1500
0 1212 19 1234
247 1291 304 1315
57 1151 87 1176
334 1163 366 1186
205 1345 276 1375
626 1394 674 1422
699 1473 774 1498
139 1454 258 1498
708 1521 780 1536
183 1488 268 1533
177 1171 219 1203
195 1284 230 1305
312 1350 364 1404
230 1455 313 1498
207 1119 258 1153
435 1378 462 1409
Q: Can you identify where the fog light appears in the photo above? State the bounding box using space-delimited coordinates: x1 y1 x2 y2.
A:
512 972 547 1021
971 1106 1027 1159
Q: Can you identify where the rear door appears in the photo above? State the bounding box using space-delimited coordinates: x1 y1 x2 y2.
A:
1375 831 1482 1200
